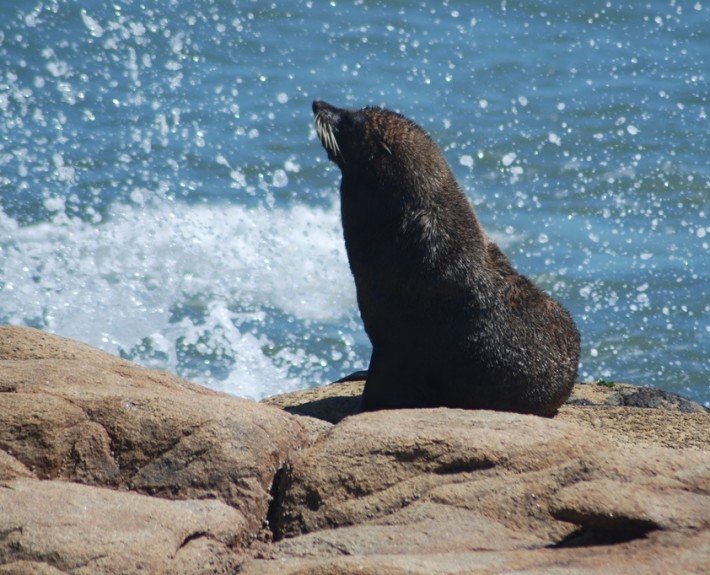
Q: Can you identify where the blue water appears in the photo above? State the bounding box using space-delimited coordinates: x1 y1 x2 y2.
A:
1 1 708 405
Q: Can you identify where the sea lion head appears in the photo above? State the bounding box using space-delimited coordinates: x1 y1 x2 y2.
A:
313 100 436 176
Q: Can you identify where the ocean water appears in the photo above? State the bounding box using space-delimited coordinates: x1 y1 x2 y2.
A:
1 1 708 405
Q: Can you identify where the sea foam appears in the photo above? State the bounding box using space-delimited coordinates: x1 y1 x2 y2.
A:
1 198 359 398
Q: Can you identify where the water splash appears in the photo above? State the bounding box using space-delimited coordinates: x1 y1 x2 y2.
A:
1 197 359 398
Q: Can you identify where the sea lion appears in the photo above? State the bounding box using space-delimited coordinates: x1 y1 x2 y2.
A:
312 100 580 416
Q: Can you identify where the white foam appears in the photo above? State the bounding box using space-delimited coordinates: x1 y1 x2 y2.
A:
1 198 356 399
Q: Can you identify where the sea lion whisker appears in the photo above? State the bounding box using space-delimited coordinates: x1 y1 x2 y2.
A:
315 112 342 160
315 114 328 147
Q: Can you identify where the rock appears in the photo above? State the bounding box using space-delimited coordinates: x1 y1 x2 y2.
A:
0 326 308 574
2 327 709 574
264 374 710 450
262 376 364 424
249 378 710 574
559 381 710 451
270 409 594 542
0 479 244 575
565 378 709 413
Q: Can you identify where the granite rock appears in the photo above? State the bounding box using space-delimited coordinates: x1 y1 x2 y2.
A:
0 326 308 574
1 327 708 574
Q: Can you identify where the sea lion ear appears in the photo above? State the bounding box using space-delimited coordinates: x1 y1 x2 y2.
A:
376 132 392 156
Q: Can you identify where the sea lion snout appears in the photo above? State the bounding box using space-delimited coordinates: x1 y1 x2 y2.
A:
312 100 344 127
312 100 337 115
313 100 345 164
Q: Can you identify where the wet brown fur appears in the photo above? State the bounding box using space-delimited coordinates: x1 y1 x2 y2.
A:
313 100 580 416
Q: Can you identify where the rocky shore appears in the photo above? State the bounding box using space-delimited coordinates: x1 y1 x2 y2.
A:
1 325 708 574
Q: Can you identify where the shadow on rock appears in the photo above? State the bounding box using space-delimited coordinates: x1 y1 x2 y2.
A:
281 395 362 424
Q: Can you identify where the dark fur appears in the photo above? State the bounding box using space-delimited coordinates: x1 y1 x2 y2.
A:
313 100 580 416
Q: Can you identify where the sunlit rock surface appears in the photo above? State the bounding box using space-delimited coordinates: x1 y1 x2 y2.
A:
1 326 708 574
0 326 307 574
255 379 710 574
